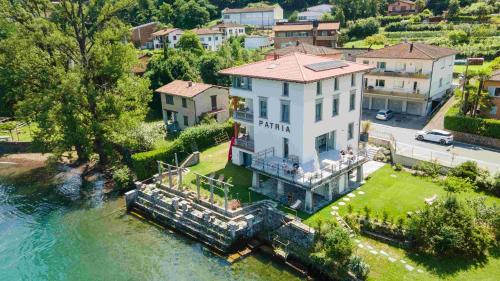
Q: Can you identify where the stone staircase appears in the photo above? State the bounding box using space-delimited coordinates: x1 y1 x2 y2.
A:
366 147 381 160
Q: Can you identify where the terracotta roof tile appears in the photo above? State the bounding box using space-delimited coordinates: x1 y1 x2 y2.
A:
357 42 459 60
212 22 245 28
151 28 181 36
155 80 219 98
192 28 223 35
318 22 340 30
269 42 342 57
273 22 339 32
219 52 374 83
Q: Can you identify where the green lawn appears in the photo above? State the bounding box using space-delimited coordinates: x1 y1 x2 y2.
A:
305 164 499 225
0 122 36 142
453 60 492 75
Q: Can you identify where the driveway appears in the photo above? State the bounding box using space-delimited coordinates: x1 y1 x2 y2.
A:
362 111 500 173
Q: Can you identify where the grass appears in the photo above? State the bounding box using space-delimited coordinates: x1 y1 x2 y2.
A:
305 164 499 225
0 122 37 142
453 60 492 74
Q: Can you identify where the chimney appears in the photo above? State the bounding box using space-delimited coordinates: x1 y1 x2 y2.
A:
188 81 193 87
410 43 414 53
273 52 279 60
312 20 319 45
296 40 300 46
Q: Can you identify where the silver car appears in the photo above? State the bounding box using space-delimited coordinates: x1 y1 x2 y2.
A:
375 109 394 121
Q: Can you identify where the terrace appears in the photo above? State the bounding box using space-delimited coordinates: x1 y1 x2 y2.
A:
364 87 428 101
366 69 430 79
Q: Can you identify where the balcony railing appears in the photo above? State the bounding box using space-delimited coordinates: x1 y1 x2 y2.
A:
367 70 430 79
364 87 427 101
233 109 254 123
234 137 254 151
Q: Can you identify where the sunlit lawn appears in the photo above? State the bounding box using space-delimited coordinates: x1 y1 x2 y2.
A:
0 122 37 142
453 60 492 74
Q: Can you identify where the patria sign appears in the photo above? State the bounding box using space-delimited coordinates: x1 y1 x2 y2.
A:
258 120 291 133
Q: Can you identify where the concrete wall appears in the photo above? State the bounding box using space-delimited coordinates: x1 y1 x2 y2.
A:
449 130 500 149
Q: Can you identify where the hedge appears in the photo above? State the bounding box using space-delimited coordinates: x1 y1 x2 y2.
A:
444 106 500 139
377 15 411 26
385 22 445 32
131 121 233 180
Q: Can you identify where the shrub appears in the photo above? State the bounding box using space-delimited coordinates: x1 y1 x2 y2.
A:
442 176 475 193
347 18 380 39
393 163 402 171
112 165 134 190
450 161 481 181
131 121 233 179
444 106 500 139
122 121 166 153
349 255 370 280
412 160 442 177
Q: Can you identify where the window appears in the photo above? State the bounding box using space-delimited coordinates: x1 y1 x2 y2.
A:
283 82 289 96
377 61 386 69
375 79 385 87
490 106 497 115
332 95 339 116
316 81 322 95
395 62 406 71
259 97 267 118
349 93 355 111
315 133 328 153
348 123 354 140
351 73 356 87
200 37 204 42
315 99 323 122
182 98 187 108
495 88 500 97
208 37 212 41
232 76 252 90
166 95 174 105
439 78 443 87
173 35 177 40
224 14 230 19
215 36 218 40
281 100 290 123
239 29 244 33
283 138 289 158
183 115 189 126
395 80 404 89
334 77 339 91
362 60 369 65
211 95 217 110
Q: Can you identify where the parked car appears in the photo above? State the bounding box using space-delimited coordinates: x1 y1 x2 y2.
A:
415 129 453 145
375 109 394 121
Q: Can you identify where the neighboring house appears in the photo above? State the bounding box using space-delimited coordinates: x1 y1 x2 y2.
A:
221 5 284 28
356 42 458 116
265 42 342 60
388 0 417 15
245 35 273 49
130 22 159 49
211 22 246 39
156 80 229 131
273 21 340 49
298 4 333 21
483 70 500 119
151 28 184 49
219 53 373 213
131 53 152 76
192 28 224 51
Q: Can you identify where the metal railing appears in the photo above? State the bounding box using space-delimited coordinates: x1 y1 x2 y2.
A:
234 137 255 151
233 109 254 122
364 87 428 101
367 69 430 79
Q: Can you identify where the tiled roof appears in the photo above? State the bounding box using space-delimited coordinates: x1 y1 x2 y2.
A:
356 42 459 60
391 0 416 5
269 42 342 57
318 22 340 30
155 80 219 98
488 70 500 82
192 28 223 35
219 52 374 83
151 28 180 36
212 22 245 28
273 22 340 32
223 6 277 14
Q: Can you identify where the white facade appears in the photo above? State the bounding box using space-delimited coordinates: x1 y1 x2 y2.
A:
298 4 333 21
198 33 223 51
244 35 272 49
231 73 363 166
152 29 183 50
356 55 455 115
220 26 246 38
222 6 284 28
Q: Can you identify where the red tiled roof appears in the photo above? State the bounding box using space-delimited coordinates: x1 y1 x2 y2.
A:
192 28 223 35
212 22 245 28
155 80 219 98
273 22 339 32
318 22 340 30
269 42 342 57
151 28 181 36
219 52 374 83
357 42 459 60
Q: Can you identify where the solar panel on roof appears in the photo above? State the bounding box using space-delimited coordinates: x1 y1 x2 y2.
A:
304 60 348 72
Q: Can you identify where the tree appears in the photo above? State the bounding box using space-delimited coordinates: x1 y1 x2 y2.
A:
332 7 346 27
363 34 387 48
321 12 335 21
288 10 299 22
177 31 205 55
465 2 494 21
347 18 380 39
158 2 174 24
199 53 228 85
173 0 215 29
447 0 460 19
447 30 468 45
415 0 426 12
1 0 150 165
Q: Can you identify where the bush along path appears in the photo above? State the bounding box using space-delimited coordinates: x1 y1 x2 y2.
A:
330 190 426 274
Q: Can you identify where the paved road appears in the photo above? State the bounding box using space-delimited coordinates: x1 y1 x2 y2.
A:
363 110 500 173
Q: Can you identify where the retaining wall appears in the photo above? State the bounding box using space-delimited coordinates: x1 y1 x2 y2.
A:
448 130 500 149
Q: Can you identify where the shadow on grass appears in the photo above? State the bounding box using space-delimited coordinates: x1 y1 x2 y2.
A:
406 246 498 278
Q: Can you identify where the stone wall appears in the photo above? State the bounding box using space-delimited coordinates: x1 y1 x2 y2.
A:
449 130 500 149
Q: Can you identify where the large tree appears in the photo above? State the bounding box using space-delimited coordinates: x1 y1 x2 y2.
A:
1 0 150 165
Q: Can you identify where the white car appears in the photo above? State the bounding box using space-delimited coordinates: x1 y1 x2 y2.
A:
415 129 453 145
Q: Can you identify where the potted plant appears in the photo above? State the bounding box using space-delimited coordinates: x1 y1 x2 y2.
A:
360 120 371 142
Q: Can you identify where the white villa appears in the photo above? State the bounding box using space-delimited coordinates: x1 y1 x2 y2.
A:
298 4 333 21
220 53 374 213
211 22 246 39
151 28 183 50
221 5 284 28
356 42 458 116
192 28 224 51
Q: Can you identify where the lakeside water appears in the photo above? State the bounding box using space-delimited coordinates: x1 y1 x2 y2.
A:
0 168 304 281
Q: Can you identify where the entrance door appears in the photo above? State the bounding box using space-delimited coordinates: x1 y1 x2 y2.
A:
413 81 418 92
283 137 289 159
315 133 329 153
211 95 217 110
242 152 252 166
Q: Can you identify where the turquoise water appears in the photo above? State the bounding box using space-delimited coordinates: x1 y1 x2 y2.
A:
0 171 304 281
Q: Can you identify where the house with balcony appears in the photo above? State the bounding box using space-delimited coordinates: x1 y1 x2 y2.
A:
156 80 229 131
265 42 342 60
130 22 159 49
211 22 246 39
219 53 374 213
298 4 333 21
151 28 184 50
356 42 458 116
483 70 500 119
192 28 224 51
221 5 283 29
273 21 340 49
388 0 417 15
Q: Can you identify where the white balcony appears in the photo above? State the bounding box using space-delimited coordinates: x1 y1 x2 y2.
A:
233 109 254 123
